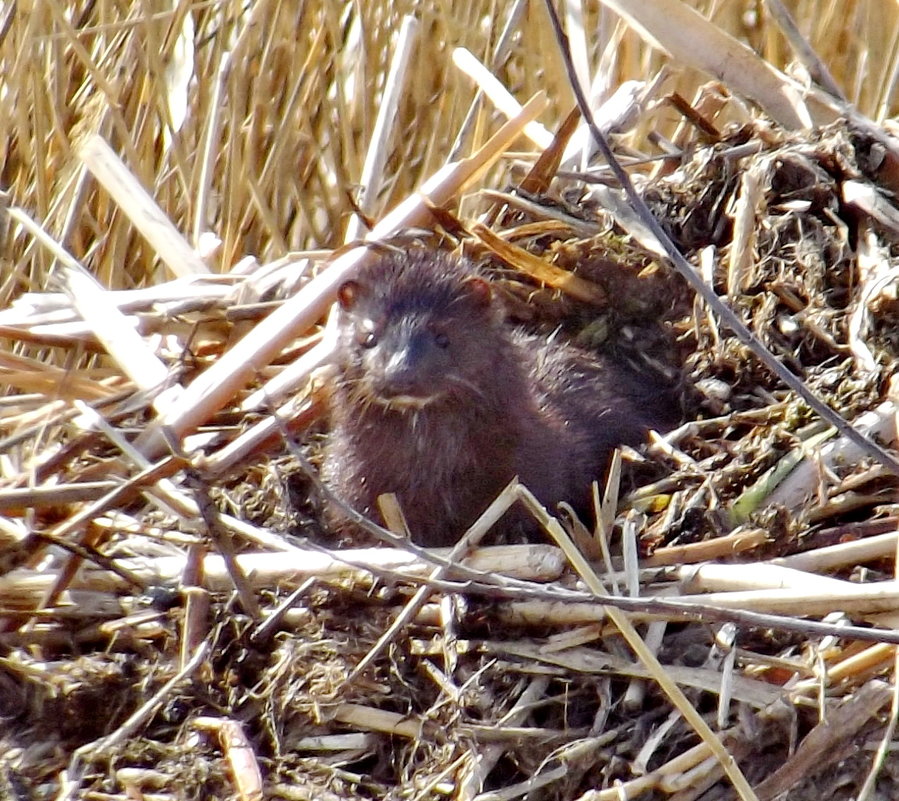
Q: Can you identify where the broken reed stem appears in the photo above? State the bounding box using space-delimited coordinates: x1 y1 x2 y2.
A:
343 481 520 685
516 482 758 801
136 91 549 457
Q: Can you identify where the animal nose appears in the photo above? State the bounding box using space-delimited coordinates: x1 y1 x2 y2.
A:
379 339 427 397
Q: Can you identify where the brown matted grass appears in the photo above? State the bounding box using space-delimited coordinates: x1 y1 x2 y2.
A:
4 1 899 799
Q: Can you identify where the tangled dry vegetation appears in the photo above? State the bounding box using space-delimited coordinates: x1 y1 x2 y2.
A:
5 1 899 799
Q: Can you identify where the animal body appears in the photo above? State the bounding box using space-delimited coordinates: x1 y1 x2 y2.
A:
322 249 673 546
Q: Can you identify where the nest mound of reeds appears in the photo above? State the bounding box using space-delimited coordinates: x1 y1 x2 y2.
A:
3 3 899 800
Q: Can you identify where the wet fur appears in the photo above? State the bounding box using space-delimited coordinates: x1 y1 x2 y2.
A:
323 250 671 546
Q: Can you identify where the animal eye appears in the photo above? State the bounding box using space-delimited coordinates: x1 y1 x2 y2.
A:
433 331 450 349
360 331 378 349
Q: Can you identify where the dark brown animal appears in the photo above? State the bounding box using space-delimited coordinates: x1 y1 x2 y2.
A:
322 249 673 546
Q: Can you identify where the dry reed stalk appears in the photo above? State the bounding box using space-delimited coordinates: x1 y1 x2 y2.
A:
136 92 548 457
774 531 899 572
599 0 821 127
0 544 566 603
5 2 899 799
0 1 892 313
675 581 899 616
514 484 758 800
753 680 893 800
642 527 768 565
192 717 264 801
473 223 608 303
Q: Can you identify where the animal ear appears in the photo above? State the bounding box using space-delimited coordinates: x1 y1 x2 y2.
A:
337 280 360 310
464 276 492 308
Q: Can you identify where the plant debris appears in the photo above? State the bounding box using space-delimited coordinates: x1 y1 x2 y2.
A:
3 2 899 800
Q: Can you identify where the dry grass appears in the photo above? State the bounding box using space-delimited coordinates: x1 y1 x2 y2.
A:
1 0 896 301
5 1 899 800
